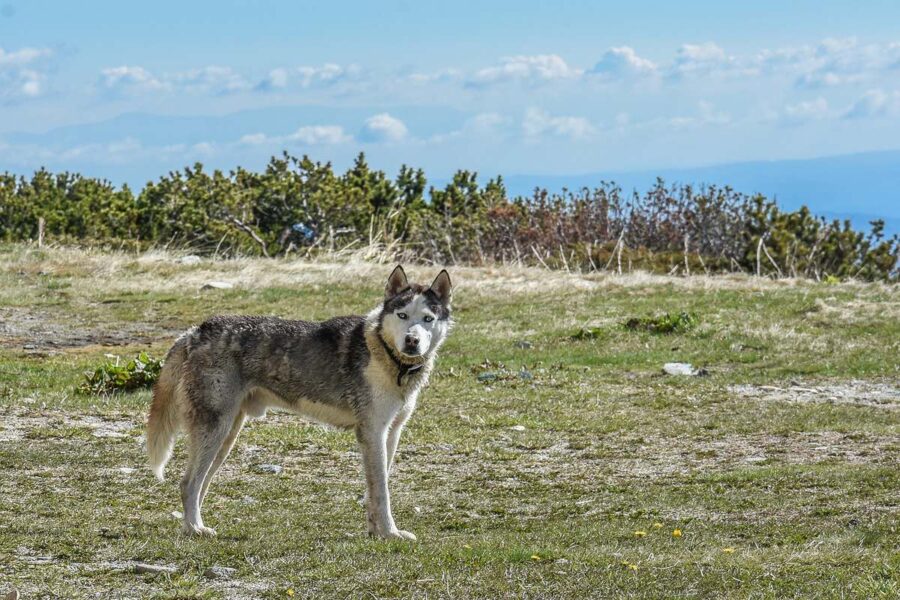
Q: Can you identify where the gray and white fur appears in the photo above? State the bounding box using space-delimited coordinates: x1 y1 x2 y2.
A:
146 265 452 540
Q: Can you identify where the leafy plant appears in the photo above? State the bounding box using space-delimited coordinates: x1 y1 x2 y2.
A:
624 311 699 334
79 352 164 395
571 327 605 340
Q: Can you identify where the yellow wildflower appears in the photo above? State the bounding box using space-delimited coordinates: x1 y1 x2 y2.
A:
634 530 647 537
672 529 682 537
531 554 541 561
286 589 295 597
628 563 638 571
463 544 472 549
653 522 663 529
722 547 735 554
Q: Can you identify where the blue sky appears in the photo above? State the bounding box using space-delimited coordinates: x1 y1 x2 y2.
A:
3 0 900 198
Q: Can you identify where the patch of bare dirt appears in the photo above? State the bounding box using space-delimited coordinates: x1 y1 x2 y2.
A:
730 380 900 410
0 306 179 350
0 411 137 442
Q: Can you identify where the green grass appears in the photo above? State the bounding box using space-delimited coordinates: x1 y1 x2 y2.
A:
0 245 898 598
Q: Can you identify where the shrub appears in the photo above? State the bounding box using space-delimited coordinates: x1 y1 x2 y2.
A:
79 352 164 395
624 312 699 334
2 153 897 280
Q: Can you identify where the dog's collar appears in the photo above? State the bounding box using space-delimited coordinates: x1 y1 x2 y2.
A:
378 336 424 386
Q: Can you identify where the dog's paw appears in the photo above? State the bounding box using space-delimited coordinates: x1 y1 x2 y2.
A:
182 522 217 537
372 528 417 541
395 529 417 541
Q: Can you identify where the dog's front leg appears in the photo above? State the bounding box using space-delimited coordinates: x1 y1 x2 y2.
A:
356 424 416 541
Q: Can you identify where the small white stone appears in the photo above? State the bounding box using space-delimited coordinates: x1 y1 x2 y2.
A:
134 563 176 575
508 425 526 432
663 362 696 376
255 463 283 474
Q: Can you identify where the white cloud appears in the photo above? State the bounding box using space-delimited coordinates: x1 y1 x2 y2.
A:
191 142 216 156
255 63 361 92
406 68 463 85
174 66 250 95
1 46 52 101
359 113 408 143
842 89 900 119
671 42 733 77
634 101 731 131
100 65 169 93
522 108 595 140
0 46 51 67
779 98 830 125
466 112 513 134
468 54 581 87
785 38 900 89
238 125 351 146
239 133 269 145
429 112 515 144
258 68 289 90
101 65 251 96
590 46 657 78
288 125 351 145
19 71 42 97
297 63 353 87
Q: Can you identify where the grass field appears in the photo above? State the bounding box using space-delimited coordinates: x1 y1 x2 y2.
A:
0 245 898 599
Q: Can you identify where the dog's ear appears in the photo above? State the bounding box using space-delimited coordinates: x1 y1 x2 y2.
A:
385 265 408 298
429 270 452 305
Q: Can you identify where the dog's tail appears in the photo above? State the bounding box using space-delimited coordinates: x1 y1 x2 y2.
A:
147 337 187 481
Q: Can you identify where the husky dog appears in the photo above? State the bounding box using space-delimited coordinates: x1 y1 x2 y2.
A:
146 266 452 540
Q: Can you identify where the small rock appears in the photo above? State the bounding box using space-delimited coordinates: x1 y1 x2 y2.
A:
518 369 534 381
555 558 570 565
118 467 136 475
22 343 36 350
178 255 202 265
508 425 526 432
134 563 176 575
514 340 533 349
203 566 236 579
201 281 234 290
663 362 697 376
255 463 283 474
171 510 183 519
414 506 422 514
477 372 497 382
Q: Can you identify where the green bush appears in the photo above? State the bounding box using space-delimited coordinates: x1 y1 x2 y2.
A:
624 312 699 334
79 352 164 395
1 153 897 280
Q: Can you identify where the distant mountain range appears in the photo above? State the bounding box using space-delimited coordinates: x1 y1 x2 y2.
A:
500 150 900 236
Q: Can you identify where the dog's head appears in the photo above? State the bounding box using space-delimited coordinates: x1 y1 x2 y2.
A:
380 265 452 359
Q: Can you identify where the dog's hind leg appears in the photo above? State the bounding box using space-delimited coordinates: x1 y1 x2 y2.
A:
180 407 240 537
199 410 246 508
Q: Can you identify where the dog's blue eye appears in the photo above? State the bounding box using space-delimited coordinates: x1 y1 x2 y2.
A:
423 315 434 323
397 312 408 320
